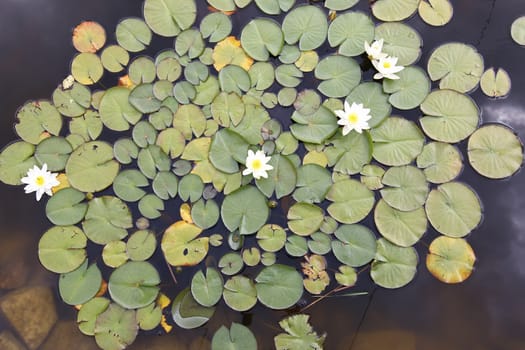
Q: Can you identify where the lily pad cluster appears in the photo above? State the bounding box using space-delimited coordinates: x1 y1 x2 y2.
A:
0 0 523 349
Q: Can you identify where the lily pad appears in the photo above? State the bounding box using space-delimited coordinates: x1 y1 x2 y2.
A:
479 68 511 98
256 224 287 252
219 252 244 275
418 0 453 26
275 64 303 88
108 261 160 309
72 21 106 53
219 65 251 95
113 138 139 164
327 11 374 57
332 224 377 267
274 314 326 350
94 304 138 350
113 170 149 202
255 0 295 14
175 29 205 59
103 241 128 268
143 0 196 37
383 66 431 110
191 199 220 229
53 83 91 117
128 57 156 84
425 182 482 237
256 154 297 199
178 173 204 202
161 221 209 266
325 131 372 175
209 128 249 173
511 16 525 45
71 53 104 85
374 199 427 247
290 106 338 144
375 22 422 66
325 0 359 10
69 110 103 141
241 18 284 61
0 141 36 185
467 124 523 179
287 202 324 236
129 85 161 114
82 196 132 244
370 239 418 289
136 303 162 331
314 55 361 98
200 12 232 43
419 89 479 143
99 87 142 131
285 235 308 257
15 100 62 144
371 0 420 22
45 187 87 225
38 225 87 273
172 288 215 329
255 264 303 309
173 104 207 140
293 164 332 203
282 5 328 50
126 230 157 261
101 45 130 72
212 323 258 350
346 82 391 128
326 179 375 224
116 18 152 52
427 43 484 93
416 142 463 184
223 275 257 311
221 185 270 235
77 297 110 336
59 260 102 305
138 194 164 219
191 268 224 307
380 165 429 211
426 236 476 283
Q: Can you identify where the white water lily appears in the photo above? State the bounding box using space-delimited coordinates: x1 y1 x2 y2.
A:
20 164 60 201
335 101 372 135
372 55 404 80
364 39 387 61
242 150 273 179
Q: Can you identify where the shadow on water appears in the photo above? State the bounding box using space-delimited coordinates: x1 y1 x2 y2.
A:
1 0 525 349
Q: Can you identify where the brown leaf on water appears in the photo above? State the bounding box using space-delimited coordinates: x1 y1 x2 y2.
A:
72 21 106 53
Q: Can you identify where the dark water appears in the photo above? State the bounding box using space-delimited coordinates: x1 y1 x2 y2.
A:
1 0 525 349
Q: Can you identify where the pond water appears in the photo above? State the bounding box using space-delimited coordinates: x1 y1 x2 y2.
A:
0 0 525 349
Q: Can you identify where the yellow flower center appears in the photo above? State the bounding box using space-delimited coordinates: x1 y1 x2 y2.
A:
383 62 391 69
35 175 45 186
251 159 262 170
348 113 359 124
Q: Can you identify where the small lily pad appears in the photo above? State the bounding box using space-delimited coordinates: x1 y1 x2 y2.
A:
72 21 106 53
418 0 453 26
99 87 142 131
71 53 104 85
46 187 87 225
290 106 338 144
479 68 511 98
77 297 110 336
511 16 525 45
0 141 36 185
383 66 431 110
256 154 297 199
116 18 152 52
113 170 149 202
287 202 324 236
375 22 422 66
101 45 130 72
219 252 244 275
372 0 420 22
346 82 391 128
15 100 62 144
315 55 361 98
172 287 215 329
138 194 164 219
83 196 133 244
426 236 476 283
126 230 157 261
212 323 257 350
327 11 374 57
103 241 128 268
256 224 287 252
191 268 224 307
143 0 196 37
285 235 308 257
293 164 332 203
200 12 232 43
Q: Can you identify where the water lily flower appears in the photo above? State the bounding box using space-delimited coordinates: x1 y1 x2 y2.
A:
242 150 273 180
372 55 404 80
20 164 60 201
335 101 372 135
364 39 387 61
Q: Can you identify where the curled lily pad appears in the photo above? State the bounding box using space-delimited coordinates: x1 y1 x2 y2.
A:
380 165 429 211
416 142 463 184
426 236 476 283
326 179 375 224
172 288 215 329
371 238 419 289
371 0 420 22
374 199 427 247
425 182 482 238
15 100 62 144
161 221 209 266
212 323 257 350
467 124 523 179
241 18 284 61
418 0 453 26
327 11 374 57
59 260 102 305
38 225 87 273
382 66 431 110
108 261 160 309
427 43 484 93
375 22 422 66
223 275 257 311
82 196 133 244
221 185 270 235
274 314 326 350
315 55 361 98
143 0 196 37
332 224 376 267
479 68 511 98
282 5 328 50
419 89 479 143
94 304 138 350
255 264 303 310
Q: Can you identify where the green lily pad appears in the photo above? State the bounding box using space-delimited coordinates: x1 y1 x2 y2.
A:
287 202 324 236
426 236 476 283
418 0 453 26
427 42 484 93
374 22 422 66
71 53 103 85
156 128 185 158
101 45 130 72
335 265 357 287
371 0 420 22
136 303 162 331
200 12 232 42
325 131 372 175
59 260 102 305
94 304 138 350
191 199 220 229
326 179 375 224
370 117 425 166
108 261 160 309
173 104 207 140
219 252 244 275
69 110 103 141
293 164 332 203
208 0 236 11
212 323 258 350
374 199 427 247
132 121 158 148
241 18 284 61
256 224 287 252
420 89 479 143
308 232 332 255
38 225 87 273
116 18 152 52
138 194 164 219
425 182 482 238
223 275 258 311
242 247 261 266
178 173 204 202
128 56 156 84
191 268 224 307
52 83 91 117
209 128 249 173
0 141 36 185
290 106 338 144
255 264 303 309
126 230 157 261
416 142 463 184
34 137 72 172
282 5 328 50
255 0 295 14
380 165 429 211
328 11 374 57
152 171 178 200
480 68 511 98
137 145 171 179
77 297 110 336
383 66 431 110
275 64 303 88
113 138 139 164
102 241 128 268
82 196 132 244
511 16 525 45
46 187 87 225
221 185 270 235
467 124 523 179
219 65 251 95
175 29 205 59
112 169 149 202
371 238 418 289
99 87 142 131
15 100 62 144
274 314 326 350
346 82 391 128
315 55 361 98
156 57 182 82
285 234 308 257
332 224 376 267
129 84 161 114
256 154 297 199
162 221 209 266
172 288 215 329
143 0 196 37
250 62 275 91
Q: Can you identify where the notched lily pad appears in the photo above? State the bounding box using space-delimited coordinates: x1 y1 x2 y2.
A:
426 236 476 283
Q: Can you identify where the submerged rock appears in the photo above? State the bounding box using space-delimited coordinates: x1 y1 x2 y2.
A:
0 330 27 350
41 320 98 350
0 235 32 290
0 286 58 350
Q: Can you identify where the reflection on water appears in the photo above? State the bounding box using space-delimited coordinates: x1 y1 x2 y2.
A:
1 0 525 349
